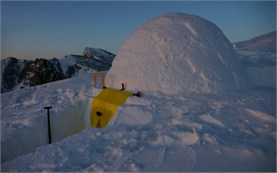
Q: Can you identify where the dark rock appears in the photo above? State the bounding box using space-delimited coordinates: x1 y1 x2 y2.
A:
1 47 115 93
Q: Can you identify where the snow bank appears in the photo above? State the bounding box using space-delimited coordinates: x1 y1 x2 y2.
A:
1 100 90 163
106 13 248 95
2 88 275 172
1 73 99 163
246 66 276 88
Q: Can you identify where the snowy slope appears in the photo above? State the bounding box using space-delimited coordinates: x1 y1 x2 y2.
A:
106 13 248 95
233 31 276 88
59 54 113 77
1 72 276 171
233 31 276 54
82 47 115 63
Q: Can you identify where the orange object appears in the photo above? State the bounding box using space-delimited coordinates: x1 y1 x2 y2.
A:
93 72 106 88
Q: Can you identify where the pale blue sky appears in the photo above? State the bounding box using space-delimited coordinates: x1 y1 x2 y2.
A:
1 1 276 59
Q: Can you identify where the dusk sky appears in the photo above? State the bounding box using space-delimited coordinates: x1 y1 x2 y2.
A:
1 1 276 60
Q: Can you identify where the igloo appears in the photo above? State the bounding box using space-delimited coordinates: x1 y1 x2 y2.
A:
106 13 248 95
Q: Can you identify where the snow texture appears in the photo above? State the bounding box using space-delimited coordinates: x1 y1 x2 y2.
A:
106 13 249 95
1 13 276 172
1 72 276 171
59 55 77 75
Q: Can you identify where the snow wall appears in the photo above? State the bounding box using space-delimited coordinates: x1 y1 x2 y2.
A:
247 66 276 88
106 13 249 95
1 100 91 163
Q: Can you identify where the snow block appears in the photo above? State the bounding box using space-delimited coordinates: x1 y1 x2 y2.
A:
106 13 249 95
1 101 88 164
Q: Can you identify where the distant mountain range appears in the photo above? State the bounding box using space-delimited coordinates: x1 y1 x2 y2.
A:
233 31 276 53
1 47 115 93
233 31 276 67
233 31 276 88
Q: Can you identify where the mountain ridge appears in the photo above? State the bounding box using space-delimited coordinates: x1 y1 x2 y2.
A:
233 31 276 88
233 31 276 53
1 48 115 93
233 31 276 67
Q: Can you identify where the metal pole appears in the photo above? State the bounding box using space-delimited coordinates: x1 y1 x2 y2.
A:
44 106 52 144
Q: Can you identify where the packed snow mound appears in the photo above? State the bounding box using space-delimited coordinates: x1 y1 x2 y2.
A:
106 13 248 95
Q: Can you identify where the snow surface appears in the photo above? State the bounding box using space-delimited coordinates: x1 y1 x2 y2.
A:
1 73 98 163
106 13 249 95
1 72 276 172
246 66 276 88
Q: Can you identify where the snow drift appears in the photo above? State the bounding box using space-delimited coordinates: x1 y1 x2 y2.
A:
1 101 87 163
0 74 98 163
106 13 248 95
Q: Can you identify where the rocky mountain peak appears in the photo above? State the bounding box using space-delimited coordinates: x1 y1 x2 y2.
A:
1 48 115 93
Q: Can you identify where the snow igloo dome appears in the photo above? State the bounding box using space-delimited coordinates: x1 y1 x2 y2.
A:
106 13 248 95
